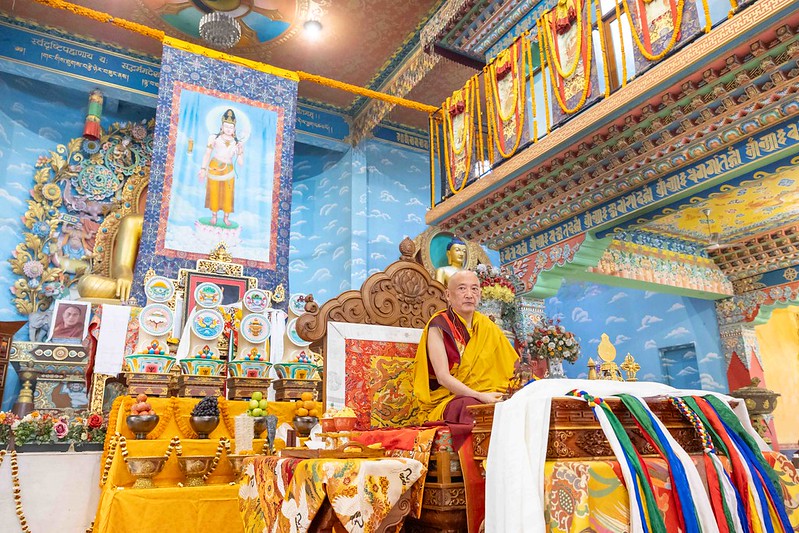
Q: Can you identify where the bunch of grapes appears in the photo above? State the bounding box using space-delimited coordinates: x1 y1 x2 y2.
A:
192 396 220 417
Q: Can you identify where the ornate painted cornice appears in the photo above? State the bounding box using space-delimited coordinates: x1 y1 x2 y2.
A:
712 224 799 281
589 240 734 296
426 3 799 247
613 230 709 257
350 46 440 145
420 0 485 53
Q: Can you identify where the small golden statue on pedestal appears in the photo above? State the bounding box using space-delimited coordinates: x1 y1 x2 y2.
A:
587 334 640 382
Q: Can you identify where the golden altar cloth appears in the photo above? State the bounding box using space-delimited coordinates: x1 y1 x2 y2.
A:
238 455 426 532
92 396 320 532
94 484 243 533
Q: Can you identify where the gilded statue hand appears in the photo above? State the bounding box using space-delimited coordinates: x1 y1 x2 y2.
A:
116 277 133 302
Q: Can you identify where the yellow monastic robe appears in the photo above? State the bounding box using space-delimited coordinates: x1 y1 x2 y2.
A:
412 310 519 422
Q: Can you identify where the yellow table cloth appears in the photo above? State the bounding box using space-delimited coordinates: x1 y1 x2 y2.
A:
239 455 426 532
93 396 320 532
93 484 243 533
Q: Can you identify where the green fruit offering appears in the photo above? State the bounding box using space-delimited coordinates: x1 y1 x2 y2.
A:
248 399 259 410
258 399 268 410
252 391 263 401
252 408 263 417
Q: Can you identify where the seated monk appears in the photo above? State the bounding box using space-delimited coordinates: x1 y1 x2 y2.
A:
412 270 518 446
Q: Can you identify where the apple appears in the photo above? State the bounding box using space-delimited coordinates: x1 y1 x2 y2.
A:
136 393 148 403
258 399 268 410
248 399 259 410
252 391 263 401
252 408 263 417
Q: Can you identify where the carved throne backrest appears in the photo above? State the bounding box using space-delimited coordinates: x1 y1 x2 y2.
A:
296 237 448 353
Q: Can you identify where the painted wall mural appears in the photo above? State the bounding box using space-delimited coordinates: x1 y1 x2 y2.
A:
288 139 431 303
545 279 728 392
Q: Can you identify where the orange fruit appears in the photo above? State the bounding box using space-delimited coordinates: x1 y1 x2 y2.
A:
303 400 315 410
308 409 320 418
300 392 314 402
297 407 309 417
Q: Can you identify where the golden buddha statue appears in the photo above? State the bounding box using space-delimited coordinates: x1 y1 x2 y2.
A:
435 238 467 287
77 213 143 302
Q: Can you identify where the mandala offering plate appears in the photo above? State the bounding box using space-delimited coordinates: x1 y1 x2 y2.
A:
139 303 174 337
125 354 176 373
273 362 319 380
194 282 223 308
286 318 311 347
144 275 175 303
192 309 224 340
243 288 269 313
241 314 270 343
288 293 307 316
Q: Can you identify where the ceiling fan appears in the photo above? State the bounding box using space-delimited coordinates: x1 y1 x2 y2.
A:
701 208 734 252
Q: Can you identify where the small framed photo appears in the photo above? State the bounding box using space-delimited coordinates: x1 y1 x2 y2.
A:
48 300 91 345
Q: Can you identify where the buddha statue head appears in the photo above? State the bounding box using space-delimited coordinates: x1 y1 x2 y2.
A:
445 238 467 268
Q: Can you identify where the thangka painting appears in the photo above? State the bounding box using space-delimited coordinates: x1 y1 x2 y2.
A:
131 44 297 304
326 322 422 431
625 0 701 76
543 0 602 129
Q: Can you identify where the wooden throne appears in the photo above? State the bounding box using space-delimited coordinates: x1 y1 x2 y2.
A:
296 237 468 532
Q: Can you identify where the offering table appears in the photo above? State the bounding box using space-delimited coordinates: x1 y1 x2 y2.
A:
93 396 320 533
468 398 799 532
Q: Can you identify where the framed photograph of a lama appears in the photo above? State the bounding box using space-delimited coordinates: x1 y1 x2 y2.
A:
47 300 91 345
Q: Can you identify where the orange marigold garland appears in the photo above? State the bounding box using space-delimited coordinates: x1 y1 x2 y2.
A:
485 38 527 158
442 78 478 193
621 0 686 61
542 0 593 114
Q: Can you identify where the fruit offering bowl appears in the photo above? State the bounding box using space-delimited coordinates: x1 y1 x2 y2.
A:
126 414 160 440
177 455 215 487
293 416 319 438
189 415 219 439
126 456 168 489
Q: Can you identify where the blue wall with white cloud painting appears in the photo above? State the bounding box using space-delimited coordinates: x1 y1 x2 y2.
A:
289 139 431 302
545 279 728 392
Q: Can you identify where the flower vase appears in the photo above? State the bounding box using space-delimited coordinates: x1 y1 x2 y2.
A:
479 299 504 328
547 356 566 379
